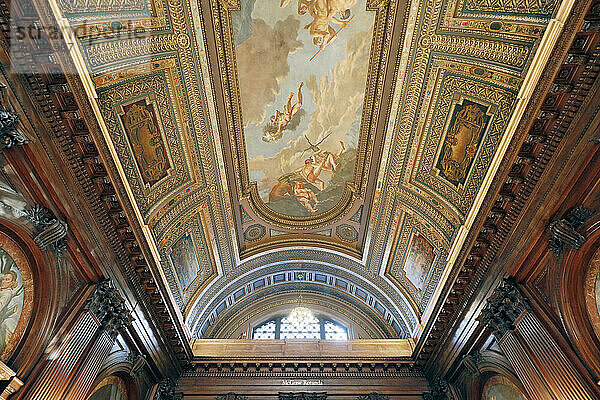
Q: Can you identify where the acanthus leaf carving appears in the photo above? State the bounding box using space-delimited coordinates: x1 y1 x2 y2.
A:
88 280 133 338
478 278 529 339
23 205 67 255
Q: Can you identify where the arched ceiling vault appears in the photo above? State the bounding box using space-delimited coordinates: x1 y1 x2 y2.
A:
48 0 571 340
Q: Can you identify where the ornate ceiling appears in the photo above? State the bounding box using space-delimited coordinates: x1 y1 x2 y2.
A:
50 0 566 340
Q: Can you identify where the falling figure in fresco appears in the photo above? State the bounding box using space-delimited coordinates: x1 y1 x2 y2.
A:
280 0 357 52
293 181 319 213
263 82 304 142
296 140 345 190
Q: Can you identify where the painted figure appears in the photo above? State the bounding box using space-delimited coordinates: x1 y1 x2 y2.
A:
263 82 304 142
0 271 20 355
293 181 319 213
296 141 345 190
122 101 169 186
440 103 487 185
280 0 357 51
170 233 201 292
403 234 435 291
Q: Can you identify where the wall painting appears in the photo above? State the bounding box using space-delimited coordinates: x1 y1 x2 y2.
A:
87 376 127 400
0 231 33 361
119 97 171 187
170 232 207 293
233 0 375 217
437 98 492 187
401 232 436 292
483 376 527 400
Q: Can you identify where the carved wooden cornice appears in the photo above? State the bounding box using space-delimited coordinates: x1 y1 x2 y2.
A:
418 0 600 369
184 361 423 379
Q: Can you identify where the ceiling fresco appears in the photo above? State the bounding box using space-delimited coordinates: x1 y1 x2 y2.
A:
51 0 564 340
234 0 373 219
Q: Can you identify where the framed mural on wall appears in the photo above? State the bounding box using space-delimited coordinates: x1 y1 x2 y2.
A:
0 230 33 362
482 375 528 400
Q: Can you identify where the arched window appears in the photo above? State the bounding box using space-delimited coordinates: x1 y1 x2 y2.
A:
252 307 348 340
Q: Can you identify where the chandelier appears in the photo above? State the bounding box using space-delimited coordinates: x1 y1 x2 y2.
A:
286 307 315 326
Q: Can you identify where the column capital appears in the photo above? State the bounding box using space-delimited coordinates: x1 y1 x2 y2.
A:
88 281 132 338
479 278 530 339
423 378 453 400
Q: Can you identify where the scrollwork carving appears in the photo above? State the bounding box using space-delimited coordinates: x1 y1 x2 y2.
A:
423 378 453 400
23 205 67 254
154 378 182 400
548 205 595 256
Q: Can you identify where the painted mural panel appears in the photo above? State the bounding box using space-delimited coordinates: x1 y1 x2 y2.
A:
402 232 436 292
437 99 491 187
119 98 170 187
0 232 33 362
170 232 205 293
233 0 374 217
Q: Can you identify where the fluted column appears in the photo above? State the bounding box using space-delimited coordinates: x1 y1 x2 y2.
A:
479 279 597 400
23 281 131 400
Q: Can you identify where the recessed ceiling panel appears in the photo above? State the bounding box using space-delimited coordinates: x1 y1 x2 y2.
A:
234 0 374 219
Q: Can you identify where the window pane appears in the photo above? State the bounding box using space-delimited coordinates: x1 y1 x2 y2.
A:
253 320 276 339
324 321 348 340
280 307 320 339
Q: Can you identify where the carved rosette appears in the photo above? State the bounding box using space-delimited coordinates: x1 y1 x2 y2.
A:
479 278 529 339
88 280 132 338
